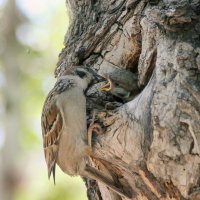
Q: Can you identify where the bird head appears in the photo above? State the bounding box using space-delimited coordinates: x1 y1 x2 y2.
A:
74 68 93 84
100 70 140 101
74 67 105 86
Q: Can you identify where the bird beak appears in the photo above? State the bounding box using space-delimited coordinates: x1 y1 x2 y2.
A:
94 74 106 83
86 68 106 83
100 80 112 92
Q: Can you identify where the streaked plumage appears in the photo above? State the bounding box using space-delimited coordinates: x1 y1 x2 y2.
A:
41 68 132 198
41 77 76 182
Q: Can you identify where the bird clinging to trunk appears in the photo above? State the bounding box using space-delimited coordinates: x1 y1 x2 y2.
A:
41 67 132 199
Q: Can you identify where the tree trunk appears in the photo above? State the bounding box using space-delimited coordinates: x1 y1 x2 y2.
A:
55 0 200 199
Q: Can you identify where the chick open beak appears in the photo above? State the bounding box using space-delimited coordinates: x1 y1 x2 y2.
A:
100 79 112 92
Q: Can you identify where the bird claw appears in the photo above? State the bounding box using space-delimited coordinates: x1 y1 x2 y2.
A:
88 123 104 147
88 112 104 147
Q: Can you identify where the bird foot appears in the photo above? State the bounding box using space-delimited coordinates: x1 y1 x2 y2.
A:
88 123 104 147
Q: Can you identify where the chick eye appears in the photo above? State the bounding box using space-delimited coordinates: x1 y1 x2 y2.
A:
115 82 120 87
75 70 86 78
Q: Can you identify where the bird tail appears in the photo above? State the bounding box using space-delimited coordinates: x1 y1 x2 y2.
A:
48 162 56 185
84 164 132 199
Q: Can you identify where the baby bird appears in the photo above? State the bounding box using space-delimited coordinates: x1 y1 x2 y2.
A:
41 68 131 198
101 69 140 102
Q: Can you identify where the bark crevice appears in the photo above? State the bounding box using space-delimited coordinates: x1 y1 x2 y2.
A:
57 0 200 199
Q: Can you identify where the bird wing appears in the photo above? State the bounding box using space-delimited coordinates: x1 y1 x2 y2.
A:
41 92 63 184
41 77 76 183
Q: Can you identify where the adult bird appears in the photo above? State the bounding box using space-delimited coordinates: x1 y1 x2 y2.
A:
41 67 131 199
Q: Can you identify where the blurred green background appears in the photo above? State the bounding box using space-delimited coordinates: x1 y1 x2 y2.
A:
0 0 87 199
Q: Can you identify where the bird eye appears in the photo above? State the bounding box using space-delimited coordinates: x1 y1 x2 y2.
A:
75 69 87 78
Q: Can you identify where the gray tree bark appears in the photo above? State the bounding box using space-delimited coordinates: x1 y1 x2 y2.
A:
56 0 200 199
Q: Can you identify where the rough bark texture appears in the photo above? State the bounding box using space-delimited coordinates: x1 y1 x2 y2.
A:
56 0 200 199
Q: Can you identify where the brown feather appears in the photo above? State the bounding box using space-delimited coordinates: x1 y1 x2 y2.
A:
41 93 63 183
41 77 75 183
